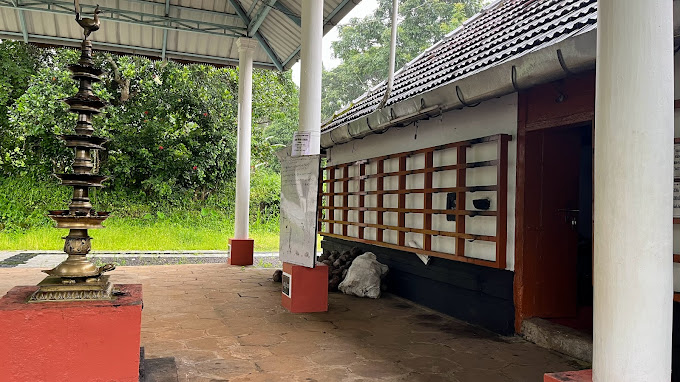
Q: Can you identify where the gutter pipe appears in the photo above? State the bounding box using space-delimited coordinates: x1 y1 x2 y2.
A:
379 0 399 109
321 27 598 149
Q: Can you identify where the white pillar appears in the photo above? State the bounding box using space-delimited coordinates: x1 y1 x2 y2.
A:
234 38 258 240
593 1 673 381
298 0 323 155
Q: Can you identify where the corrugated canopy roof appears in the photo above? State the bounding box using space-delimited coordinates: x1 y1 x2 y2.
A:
0 0 362 70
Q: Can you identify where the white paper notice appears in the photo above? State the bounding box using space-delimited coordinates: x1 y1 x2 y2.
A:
674 182 680 218
291 132 311 157
675 144 680 178
278 151 321 268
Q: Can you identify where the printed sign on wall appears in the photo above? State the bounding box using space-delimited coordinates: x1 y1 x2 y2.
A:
291 132 312 157
282 272 291 297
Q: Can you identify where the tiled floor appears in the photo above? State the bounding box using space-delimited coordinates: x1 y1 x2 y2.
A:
0 265 584 381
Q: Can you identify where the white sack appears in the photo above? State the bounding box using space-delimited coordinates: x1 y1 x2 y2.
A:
338 252 388 298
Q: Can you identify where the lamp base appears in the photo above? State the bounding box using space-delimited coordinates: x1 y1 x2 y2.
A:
29 275 113 302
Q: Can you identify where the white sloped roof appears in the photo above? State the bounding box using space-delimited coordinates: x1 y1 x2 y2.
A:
0 0 361 70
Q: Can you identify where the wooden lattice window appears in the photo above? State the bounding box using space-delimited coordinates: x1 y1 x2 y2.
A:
318 134 511 269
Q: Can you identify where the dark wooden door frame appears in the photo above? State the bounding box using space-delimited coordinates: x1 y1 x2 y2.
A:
513 72 596 332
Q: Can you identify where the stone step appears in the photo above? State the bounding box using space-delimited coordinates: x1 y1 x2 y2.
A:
521 317 593 362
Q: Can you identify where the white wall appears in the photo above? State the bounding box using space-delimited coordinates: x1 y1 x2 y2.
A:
327 94 518 271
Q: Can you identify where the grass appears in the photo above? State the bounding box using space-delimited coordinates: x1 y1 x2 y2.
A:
255 258 276 268
0 174 322 253
0 216 282 252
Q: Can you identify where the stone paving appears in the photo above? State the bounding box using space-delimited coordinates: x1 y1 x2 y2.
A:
0 265 585 381
0 251 281 269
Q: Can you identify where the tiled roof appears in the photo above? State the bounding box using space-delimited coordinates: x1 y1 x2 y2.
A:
322 0 598 132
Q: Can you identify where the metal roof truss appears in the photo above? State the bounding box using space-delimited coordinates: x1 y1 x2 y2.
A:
0 0 361 70
0 0 247 38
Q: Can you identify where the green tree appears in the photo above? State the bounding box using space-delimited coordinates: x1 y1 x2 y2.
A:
99 58 240 200
0 41 43 173
252 70 299 169
321 0 483 121
5 48 81 178
1 43 300 202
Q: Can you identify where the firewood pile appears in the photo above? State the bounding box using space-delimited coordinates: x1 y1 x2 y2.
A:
318 247 364 291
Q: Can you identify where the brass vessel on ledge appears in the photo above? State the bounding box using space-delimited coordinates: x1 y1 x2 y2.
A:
29 7 115 302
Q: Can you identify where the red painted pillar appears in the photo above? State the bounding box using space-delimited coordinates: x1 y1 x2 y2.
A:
0 284 143 382
281 262 328 313
544 370 592 382
229 238 254 266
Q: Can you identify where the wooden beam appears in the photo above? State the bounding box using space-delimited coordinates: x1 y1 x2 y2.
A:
320 206 497 217
398 156 407 246
423 150 434 251
377 159 384 242
321 232 499 268
322 160 498 183
319 220 496 242
321 185 498 196
495 135 509 269
342 164 349 237
455 145 467 258
358 163 366 239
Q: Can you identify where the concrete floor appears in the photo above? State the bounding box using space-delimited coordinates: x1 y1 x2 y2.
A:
0 265 584 381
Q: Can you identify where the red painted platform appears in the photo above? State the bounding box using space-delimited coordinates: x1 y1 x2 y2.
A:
545 369 592 382
0 284 143 382
281 262 328 313
229 238 254 265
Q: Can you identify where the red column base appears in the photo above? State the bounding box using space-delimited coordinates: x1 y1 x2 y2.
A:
281 262 328 313
545 370 592 382
0 284 143 382
229 238 254 265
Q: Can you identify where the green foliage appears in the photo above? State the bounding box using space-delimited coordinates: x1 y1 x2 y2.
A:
0 40 300 239
255 258 275 268
0 173 281 250
253 70 299 170
0 42 299 202
0 175 68 231
0 41 42 173
99 58 240 199
321 0 483 120
249 167 282 221
0 216 283 252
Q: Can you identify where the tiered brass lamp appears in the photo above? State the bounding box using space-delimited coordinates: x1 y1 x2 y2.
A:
30 6 116 301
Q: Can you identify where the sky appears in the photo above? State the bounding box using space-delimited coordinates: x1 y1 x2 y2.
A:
291 0 379 85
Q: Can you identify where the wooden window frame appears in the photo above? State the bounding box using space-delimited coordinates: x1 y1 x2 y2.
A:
319 134 511 269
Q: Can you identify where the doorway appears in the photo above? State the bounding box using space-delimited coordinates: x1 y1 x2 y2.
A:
518 123 593 332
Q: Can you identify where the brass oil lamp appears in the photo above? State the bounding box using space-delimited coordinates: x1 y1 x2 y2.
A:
30 6 115 301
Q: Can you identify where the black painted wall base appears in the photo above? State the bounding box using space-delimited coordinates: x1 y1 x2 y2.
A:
321 236 515 335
